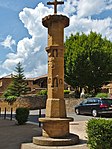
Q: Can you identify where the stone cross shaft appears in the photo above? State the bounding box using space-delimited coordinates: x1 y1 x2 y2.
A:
47 0 64 14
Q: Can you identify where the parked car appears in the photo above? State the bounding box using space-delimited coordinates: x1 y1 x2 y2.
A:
75 97 112 117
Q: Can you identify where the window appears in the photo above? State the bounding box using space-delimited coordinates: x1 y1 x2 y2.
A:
102 99 112 106
81 99 88 105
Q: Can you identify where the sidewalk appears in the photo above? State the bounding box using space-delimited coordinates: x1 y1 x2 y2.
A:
0 118 88 149
0 119 41 149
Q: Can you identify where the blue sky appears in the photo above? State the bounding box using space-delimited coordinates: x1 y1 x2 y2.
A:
0 0 112 78
0 0 45 60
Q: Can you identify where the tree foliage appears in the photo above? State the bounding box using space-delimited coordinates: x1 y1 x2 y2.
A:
64 32 112 92
4 62 28 97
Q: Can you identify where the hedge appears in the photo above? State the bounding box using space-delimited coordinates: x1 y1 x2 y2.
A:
86 118 112 149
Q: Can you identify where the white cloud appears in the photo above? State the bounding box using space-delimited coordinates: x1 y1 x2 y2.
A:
1 1 112 78
77 0 106 18
2 3 50 77
66 16 112 41
0 35 16 51
63 0 78 15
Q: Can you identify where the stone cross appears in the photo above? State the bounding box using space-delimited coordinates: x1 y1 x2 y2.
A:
47 0 64 14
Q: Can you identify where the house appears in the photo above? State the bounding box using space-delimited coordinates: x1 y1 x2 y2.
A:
0 74 48 97
102 82 112 97
23 74 70 94
26 74 48 94
0 74 70 97
0 74 13 97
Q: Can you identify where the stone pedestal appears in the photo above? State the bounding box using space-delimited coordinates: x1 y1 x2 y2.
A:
39 117 73 138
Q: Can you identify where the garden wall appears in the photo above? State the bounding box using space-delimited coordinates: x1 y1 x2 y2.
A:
0 95 83 113
0 95 46 112
65 97 83 113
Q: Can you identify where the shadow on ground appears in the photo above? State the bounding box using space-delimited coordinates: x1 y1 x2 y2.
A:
0 119 42 149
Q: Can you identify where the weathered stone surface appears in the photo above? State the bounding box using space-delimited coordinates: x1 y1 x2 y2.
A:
43 15 69 47
0 96 83 112
39 117 73 137
21 11 79 148
45 98 66 117
0 95 46 111
33 133 79 146
34 13 79 146
22 142 88 149
65 98 83 113
42 15 69 28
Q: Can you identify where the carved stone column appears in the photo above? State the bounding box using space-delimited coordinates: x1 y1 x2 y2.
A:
32 15 79 145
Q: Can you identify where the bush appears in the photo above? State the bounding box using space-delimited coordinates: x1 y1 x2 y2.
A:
84 93 93 98
4 89 13 98
86 118 112 149
96 93 108 98
64 90 70 94
5 95 17 104
15 107 29 125
37 90 47 96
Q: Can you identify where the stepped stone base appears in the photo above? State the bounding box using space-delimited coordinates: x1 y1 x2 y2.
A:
33 133 79 146
21 133 79 149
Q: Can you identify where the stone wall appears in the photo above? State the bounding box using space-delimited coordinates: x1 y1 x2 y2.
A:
0 95 47 112
0 95 83 113
65 97 83 113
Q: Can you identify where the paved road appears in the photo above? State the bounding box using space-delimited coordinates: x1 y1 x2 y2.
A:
28 109 93 124
67 113 92 121
2 109 112 125
28 109 112 124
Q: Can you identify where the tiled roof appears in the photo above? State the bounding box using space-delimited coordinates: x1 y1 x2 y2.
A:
0 74 48 81
0 74 13 79
26 74 48 81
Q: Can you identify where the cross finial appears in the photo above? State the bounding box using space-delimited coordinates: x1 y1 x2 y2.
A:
47 0 64 15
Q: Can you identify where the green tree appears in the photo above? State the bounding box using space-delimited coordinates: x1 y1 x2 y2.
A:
4 62 28 97
64 32 112 93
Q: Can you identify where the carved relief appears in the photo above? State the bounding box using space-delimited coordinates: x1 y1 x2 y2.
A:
59 79 63 85
53 49 58 57
51 59 55 69
48 49 52 57
48 48 58 58
48 58 55 69
48 77 51 84
51 77 58 87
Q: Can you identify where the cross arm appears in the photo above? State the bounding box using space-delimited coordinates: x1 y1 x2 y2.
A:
47 1 64 5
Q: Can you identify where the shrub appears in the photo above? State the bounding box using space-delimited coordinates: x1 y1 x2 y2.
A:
64 90 70 94
84 93 93 98
5 95 17 104
15 107 29 125
37 90 47 96
96 93 108 98
4 89 12 98
86 118 112 149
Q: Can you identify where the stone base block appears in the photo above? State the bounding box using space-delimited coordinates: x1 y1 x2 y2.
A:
33 133 79 146
22 142 89 149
